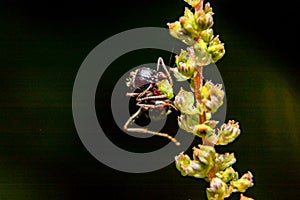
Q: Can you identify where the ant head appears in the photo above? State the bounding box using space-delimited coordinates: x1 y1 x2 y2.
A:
128 67 158 89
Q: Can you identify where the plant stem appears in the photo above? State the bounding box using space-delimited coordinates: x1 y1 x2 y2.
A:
193 66 206 124
193 0 215 147
193 0 206 124
194 66 210 144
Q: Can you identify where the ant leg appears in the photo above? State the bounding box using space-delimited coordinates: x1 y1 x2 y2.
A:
157 57 173 86
137 100 177 111
123 107 180 146
138 94 167 101
126 92 140 97
126 91 151 97
136 84 153 102
126 85 153 100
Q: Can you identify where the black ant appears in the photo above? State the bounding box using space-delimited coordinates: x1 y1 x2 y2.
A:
124 57 180 146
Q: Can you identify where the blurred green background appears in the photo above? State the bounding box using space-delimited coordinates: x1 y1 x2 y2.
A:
1 0 300 199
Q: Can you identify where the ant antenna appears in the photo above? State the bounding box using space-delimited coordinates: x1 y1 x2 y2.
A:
157 57 173 86
168 48 175 67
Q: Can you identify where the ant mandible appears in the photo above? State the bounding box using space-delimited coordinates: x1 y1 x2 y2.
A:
124 57 180 146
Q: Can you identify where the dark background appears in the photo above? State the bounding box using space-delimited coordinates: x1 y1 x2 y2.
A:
1 0 300 199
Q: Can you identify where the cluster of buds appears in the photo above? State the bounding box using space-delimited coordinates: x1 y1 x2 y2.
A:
168 0 225 69
206 177 231 199
174 81 227 142
175 145 237 180
201 120 241 150
167 1 214 44
216 120 241 145
176 145 254 199
207 173 254 200
168 0 254 199
206 171 254 200
231 171 254 193
175 145 216 178
200 81 225 113
173 71 241 148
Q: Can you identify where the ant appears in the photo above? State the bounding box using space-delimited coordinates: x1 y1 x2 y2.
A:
124 57 180 146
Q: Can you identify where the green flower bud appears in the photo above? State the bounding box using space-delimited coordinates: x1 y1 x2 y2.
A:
231 171 254 193
201 28 214 43
175 49 196 79
179 8 199 38
176 43 212 76
177 62 196 79
215 152 236 171
209 35 221 46
175 152 191 176
184 6 194 18
194 38 208 51
193 41 213 66
193 123 215 137
208 43 225 63
206 177 230 200
204 2 214 15
216 167 238 183
216 120 241 145
200 81 225 113
180 17 198 38
175 151 212 178
192 120 217 137
167 21 182 38
167 21 195 45
156 79 174 99
175 49 189 65
195 10 214 31
192 145 216 174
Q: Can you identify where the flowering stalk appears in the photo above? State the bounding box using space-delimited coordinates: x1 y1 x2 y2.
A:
167 0 254 199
